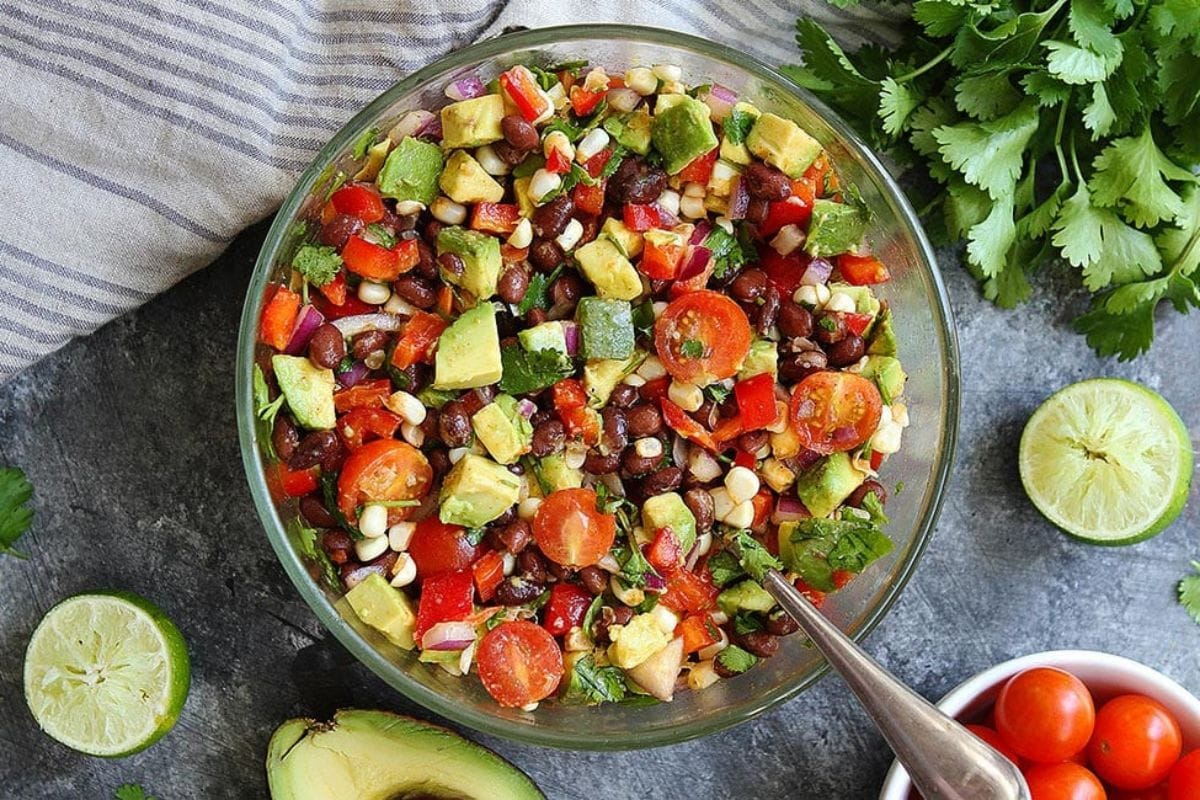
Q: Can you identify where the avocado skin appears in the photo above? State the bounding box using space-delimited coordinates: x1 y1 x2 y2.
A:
266 709 544 800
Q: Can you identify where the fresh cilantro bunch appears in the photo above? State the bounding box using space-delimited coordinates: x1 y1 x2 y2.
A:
784 0 1200 360
0 466 34 558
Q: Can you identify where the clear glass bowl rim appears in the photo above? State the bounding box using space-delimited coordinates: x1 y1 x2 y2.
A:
235 23 961 749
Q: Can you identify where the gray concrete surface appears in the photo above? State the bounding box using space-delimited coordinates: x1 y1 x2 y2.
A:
1 221 1197 799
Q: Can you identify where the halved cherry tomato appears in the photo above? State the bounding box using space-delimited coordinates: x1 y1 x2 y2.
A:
758 195 813 236
477 621 564 708
582 148 613 179
1088 695 1182 790
532 488 617 568
334 378 391 412
471 550 505 602
734 372 779 431
542 582 592 636
337 407 402 450
655 290 752 383
316 271 348 306
260 284 301 350
837 253 891 285
408 517 482 578
966 724 1023 767
278 464 319 497
789 371 883 455
330 183 386 224
1168 750 1200 800
644 527 683 573
1022 762 1105 800
336 439 431 522
995 667 1096 764
414 570 474 642
759 246 811 297
342 234 401 281
678 147 718 184
843 311 874 337
572 182 606 216
391 311 447 369
546 147 572 174
676 614 718 654
659 567 718 614
470 202 521 234
569 84 605 117
623 203 665 232
661 397 718 452
499 66 551 123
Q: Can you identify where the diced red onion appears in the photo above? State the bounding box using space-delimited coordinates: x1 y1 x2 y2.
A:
445 74 486 101
516 398 537 418
562 321 580 356
417 115 442 140
599 472 624 500
772 495 812 525
336 360 369 387
684 540 703 572
702 84 737 121
671 434 688 471
388 110 436 142
644 572 667 592
331 313 406 338
284 305 325 355
689 220 712 246
677 246 711 282
597 552 621 573
799 257 834 286
607 87 641 113
727 177 750 221
652 203 679 229
710 83 738 104
422 621 477 651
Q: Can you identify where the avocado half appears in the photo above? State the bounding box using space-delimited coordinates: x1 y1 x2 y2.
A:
266 709 544 800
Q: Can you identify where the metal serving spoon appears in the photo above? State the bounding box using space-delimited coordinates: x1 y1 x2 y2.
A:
762 569 1030 800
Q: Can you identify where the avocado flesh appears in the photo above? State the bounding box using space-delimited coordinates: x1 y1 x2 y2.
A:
795 452 866 519
266 709 544 800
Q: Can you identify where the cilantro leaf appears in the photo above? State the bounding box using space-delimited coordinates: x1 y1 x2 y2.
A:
516 265 562 316
1052 184 1162 290
679 339 705 359
707 549 746 587
726 529 782 583
498 344 574 395
1073 300 1156 361
1178 561 1200 625
564 654 628 705
878 77 922 137
933 103 1040 199
954 73 1021 121
115 785 157 800
715 645 758 675
966 196 1017 277
780 516 893 592
705 224 753 280
363 223 397 249
1089 126 1195 228
291 244 342 287
1068 0 1122 61
1043 40 1117 85
724 106 757 145
290 517 338 586
1082 82 1117 139
0 467 34 558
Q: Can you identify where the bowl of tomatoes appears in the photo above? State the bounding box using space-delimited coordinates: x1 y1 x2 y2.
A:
879 650 1200 800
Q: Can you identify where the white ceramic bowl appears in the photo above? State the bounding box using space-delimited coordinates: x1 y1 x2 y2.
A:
879 650 1200 799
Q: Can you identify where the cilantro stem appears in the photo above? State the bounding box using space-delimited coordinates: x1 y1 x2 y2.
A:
894 45 953 83
1068 130 1086 186
1053 93 1070 183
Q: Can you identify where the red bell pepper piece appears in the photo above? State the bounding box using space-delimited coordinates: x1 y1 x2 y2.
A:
551 378 588 411
639 375 670 403
758 196 813 237
659 567 718 614
751 488 773 530
330 183 386 224
661 397 718 452
759 245 811 297
471 551 506 603
341 234 401 281
500 243 529 262
572 182 605 216
545 147 572 174
711 415 744 447
801 153 835 199
639 234 686 280
623 203 663 233
391 311 447 369
316 271 347 306
870 450 884 471
794 579 827 608
337 407 402 450
677 147 718 184
278 464 320 497
499 66 551 123
733 372 779 431
569 84 605 117
552 379 600 443
312 289 374 320
833 569 855 589
435 285 455 319
394 238 420 274
333 378 391 412
644 527 683 573
843 312 874 337
260 284 301 350
470 202 522 234
837 253 890 285
582 148 613 179
734 449 756 470
415 570 475 642
542 582 592 636
675 614 719 655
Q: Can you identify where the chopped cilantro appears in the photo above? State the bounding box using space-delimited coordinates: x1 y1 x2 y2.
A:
498 344 574 395
705 383 732 404
543 117 585 144
417 386 457 410
781 516 893 592
599 144 629 179
581 594 604 639
630 300 656 335
715 644 758 675
363 223 397 249
321 471 362 540
817 315 838 332
861 491 889 527
530 65 560 91
705 225 753 280
564 655 628 705
464 527 486 546
1179 561 1200 625
516 265 563 315
115 785 157 800
291 244 342 287
0 467 34 558
732 612 763 635
724 106 757 145
679 338 706 359
350 126 379 160
290 517 338 586
615 529 657 588
727 529 783 583
707 549 745 587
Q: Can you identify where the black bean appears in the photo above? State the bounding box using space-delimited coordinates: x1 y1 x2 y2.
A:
438 251 465 280
498 519 532 554
813 312 848 344
272 415 300 462
438 400 472 447
518 549 549 584
427 448 451 479
550 272 584 312
319 214 363 248
608 157 669 204
393 275 436 309
424 219 444 242
532 194 574 239
289 430 342 472
579 566 608 595
622 447 660 477
826 334 865 367
683 488 715 532
584 450 622 475
529 238 564 272
492 140 527 166
743 162 792 201
756 286 781 336
746 198 769 225
300 495 338 528
322 530 353 564
307 323 346 369
414 239 438 279
847 478 888 508
642 466 683 496
530 420 566 457
501 114 539 151
737 630 780 658
625 404 663 438
737 430 769 455
496 262 531 304
779 350 828 382
778 302 814 339
494 576 544 606
608 384 638 409
730 268 768 302
765 609 800 636
350 329 390 361
601 406 628 453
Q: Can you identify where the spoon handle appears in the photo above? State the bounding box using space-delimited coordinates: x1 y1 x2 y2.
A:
762 570 1029 800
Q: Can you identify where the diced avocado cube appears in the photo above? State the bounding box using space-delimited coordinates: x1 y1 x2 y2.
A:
375 136 443 205
517 321 568 355
859 355 907 405
795 452 866 519
583 350 647 409
654 94 699 115
601 217 643 258
720 137 752 166
745 112 823 178
737 338 778 381
805 200 869 258
651 96 720 175
641 492 697 555
576 298 634 361
536 452 584 492
355 137 392 182
440 94 506 148
642 227 688 263
607 612 672 669
513 175 536 219
867 305 898 356
436 226 502 302
471 394 533 465
439 150 504 205
717 579 777 616
575 238 643 300
271 355 336 430
438 453 521 527
345 572 417 650
433 303 502 389
719 102 761 165
603 109 653 155
829 282 882 319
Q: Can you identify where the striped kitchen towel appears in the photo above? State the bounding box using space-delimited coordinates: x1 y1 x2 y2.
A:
0 0 904 381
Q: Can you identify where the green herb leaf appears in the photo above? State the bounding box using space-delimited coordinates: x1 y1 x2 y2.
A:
715 644 758 675
321 471 362 540
290 517 338 586
292 244 342 287
115 785 157 800
724 106 758 145
350 127 380 161
363 223 397 249
707 549 746 587
679 339 706 359
516 265 563 315
1052 183 1162 290
726 529 783 583
878 77 922 136
564 654 628 705
1179 561 1200 625
0 467 34 558
1089 126 1195 228
933 103 1040 200
705 224 754 280
781 515 893 592
498 344 574 395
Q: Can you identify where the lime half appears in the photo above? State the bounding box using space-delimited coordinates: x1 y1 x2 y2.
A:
24 591 190 757
1019 378 1193 545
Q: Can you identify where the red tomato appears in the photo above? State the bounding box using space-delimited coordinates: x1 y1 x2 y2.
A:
623 202 664 232
333 378 391 412
551 379 600 443
750 488 773 530
414 570 474 642
337 407 402 450
278 464 320 497
661 397 718 452
995 668 1096 764
640 235 687 279
470 202 521 234
870 449 885 471
734 373 779 431
788 371 883 455
551 377 587 410
582 148 612 179
572 182 605 216
260 284 301 350
654 290 752 383
793 579 826 607
330 183 385 224
1112 786 1169 800
471 550 505 602
317 271 348 306
342 234 401 281
569 84 605 116
966 724 1022 767
1168 750 1200 800
759 246 812 297
390 311 447 369
542 582 592 636
532 488 617 568
498 66 551 123
843 311 874 337
1023 762 1105 800
644 527 683 573
659 567 718 614
408 517 483 578
545 147 572 174
676 614 718 654
477 621 564 708
1089 695 1183 790
802 153 835 198
678 147 718 184
758 195 813 236
336 439 431 522
838 253 891 285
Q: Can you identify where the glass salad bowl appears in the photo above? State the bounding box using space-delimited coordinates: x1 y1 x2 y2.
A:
235 24 960 749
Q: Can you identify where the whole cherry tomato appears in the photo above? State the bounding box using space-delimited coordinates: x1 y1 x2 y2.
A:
1088 694 1183 790
995 667 1096 764
1023 762 1105 800
1167 749 1200 800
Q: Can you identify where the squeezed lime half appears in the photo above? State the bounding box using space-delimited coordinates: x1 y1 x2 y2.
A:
1019 378 1193 545
24 591 190 756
